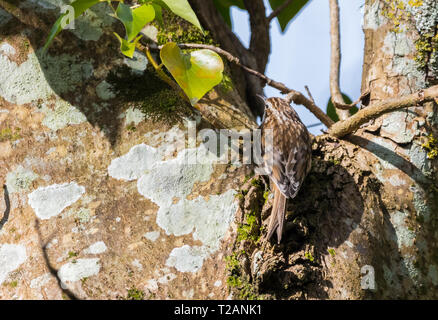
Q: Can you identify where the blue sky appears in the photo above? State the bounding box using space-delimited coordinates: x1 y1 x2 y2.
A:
231 0 365 134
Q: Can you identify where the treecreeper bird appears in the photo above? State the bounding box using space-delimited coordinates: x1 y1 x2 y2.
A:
260 97 312 244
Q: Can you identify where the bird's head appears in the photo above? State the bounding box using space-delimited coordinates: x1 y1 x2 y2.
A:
258 96 300 119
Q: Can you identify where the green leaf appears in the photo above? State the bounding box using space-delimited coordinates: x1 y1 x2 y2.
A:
43 0 100 52
160 0 203 33
212 0 245 28
115 3 155 42
326 93 357 123
269 0 310 32
160 43 224 105
151 3 163 27
114 32 142 58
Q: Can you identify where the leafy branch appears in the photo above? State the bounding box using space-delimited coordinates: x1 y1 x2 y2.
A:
44 0 224 106
43 0 438 140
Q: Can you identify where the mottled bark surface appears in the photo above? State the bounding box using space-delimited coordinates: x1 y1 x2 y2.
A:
0 0 253 300
235 0 438 299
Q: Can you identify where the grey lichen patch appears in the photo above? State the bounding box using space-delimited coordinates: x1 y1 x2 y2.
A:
84 241 107 255
76 208 91 223
39 51 94 94
0 8 12 26
109 138 238 274
28 182 85 220
413 186 432 222
408 142 432 178
40 99 87 131
125 107 145 126
389 210 416 248
0 51 92 105
428 265 438 285
143 125 186 159
0 244 27 285
388 174 407 186
143 231 160 242
165 245 207 273
6 166 38 193
387 56 426 90
381 110 417 144
23 0 114 41
382 31 415 56
410 0 438 76
96 81 116 101
136 145 237 272
362 0 385 30
123 51 148 74
58 258 100 283
136 146 217 206
410 0 438 34
29 273 51 289
0 43 15 56
156 190 237 250
70 2 115 41
141 25 158 42
108 144 161 181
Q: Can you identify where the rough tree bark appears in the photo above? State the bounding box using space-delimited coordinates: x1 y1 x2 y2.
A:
0 0 437 300
231 0 438 299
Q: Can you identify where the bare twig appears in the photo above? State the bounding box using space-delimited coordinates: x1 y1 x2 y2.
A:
305 85 315 103
189 0 266 116
244 0 271 72
267 0 294 22
329 0 352 120
285 90 335 127
150 43 438 138
328 85 438 138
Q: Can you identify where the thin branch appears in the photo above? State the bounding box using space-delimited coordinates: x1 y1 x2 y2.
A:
244 0 271 72
189 0 266 116
151 44 438 138
305 85 315 103
329 0 351 120
328 85 438 138
307 122 323 129
155 43 334 127
267 0 294 22
285 90 335 127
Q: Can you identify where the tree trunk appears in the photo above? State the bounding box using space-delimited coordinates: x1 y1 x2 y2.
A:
231 0 438 299
0 0 253 300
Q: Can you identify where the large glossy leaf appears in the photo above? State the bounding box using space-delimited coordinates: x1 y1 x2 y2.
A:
160 43 224 105
269 0 310 32
326 93 357 123
115 3 155 42
212 0 245 27
151 3 163 27
160 0 203 32
43 0 100 52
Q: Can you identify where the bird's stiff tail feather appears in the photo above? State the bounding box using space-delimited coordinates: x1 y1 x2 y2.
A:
266 183 287 244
